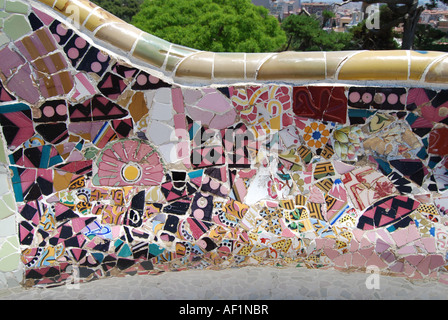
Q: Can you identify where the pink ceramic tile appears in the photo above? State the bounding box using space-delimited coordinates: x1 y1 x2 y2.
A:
421 237 436 253
308 186 325 204
365 252 388 269
315 238 325 250
380 251 396 263
391 228 409 247
352 228 364 242
349 238 359 252
333 254 349 268
328 179 347 201
7 64 40 104
32 7 55 25
324 238 336 248
351 252 367 267
360 236 372 249
397 245 416 255
171 87 184 113
15 28 58 61
417 256 431 275
376 229 395 246
359 247 374 259
374 238 390 253
183 88 203 104
407 224 421 243
197 90 233 114
333 160 355 175
389 261 404 273
186 104 214 125
0 46 26 77
209 108 237 129
403 262 416 277
366 231 376 243
324 248 340 260
405 254 425 266
429 254 445 270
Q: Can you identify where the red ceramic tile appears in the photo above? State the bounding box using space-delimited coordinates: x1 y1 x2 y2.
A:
292 86 347 124
429 126 448 155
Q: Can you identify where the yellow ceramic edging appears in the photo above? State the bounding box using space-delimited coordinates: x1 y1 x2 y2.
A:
34 0 448 86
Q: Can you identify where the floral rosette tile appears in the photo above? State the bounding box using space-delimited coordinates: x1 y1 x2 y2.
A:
93 139 165 187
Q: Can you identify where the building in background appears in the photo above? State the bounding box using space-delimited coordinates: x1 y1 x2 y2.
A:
252 0 302 19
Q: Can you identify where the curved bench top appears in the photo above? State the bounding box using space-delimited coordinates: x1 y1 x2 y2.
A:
32 0 448 87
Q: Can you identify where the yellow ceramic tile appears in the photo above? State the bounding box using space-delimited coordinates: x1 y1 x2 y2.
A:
94 23 142 53
337 50 409 81
128 91 147 123
36 0 57 8
213 53 245 80
59 71 74 94
53 170 73 192
256 52 326 81
409 51 447 81
164 44 199 72
46 0 91 27
83 6 123 32
423 54 448 83
53 0 69 11
174 52 214 80
325 51 358 80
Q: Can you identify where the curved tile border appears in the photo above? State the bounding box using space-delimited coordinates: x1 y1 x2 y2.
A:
31 0 448 87
1 0 448 289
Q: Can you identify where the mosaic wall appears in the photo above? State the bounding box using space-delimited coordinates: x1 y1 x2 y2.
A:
1 0 448 288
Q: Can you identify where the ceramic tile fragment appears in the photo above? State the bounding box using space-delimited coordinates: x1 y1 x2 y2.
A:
4 14 32 40
2 0 448 290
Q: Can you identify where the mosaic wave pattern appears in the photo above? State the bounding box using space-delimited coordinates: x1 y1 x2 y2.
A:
1 0 448 288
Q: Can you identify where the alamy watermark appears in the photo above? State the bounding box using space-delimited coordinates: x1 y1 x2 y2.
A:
365 265 380 290
353 4 381 30
65 265 80 290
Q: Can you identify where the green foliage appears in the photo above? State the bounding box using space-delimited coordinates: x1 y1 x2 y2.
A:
414 24 448 51
90 0 144 22
281 14 352 51
321 10 335 28
131 0 287 52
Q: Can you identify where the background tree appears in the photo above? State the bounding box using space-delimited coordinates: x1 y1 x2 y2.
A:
348 4 401 49
281 13 352 51
91 0 144 22
414 24 448 50
131 0 287 53
337 0 438 49
322 10 336 28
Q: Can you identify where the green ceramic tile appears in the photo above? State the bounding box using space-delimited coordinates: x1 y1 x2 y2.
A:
165 44 198 72
5 1 28 14
133 33 171 68
0 197 14 220
0 138 8 164
0 215 15 237
0 204 14 220
0 253 19 272
0 238 16 259
3 14 32 40
0 32 7 48
2 193 15 211
0 235 19 272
